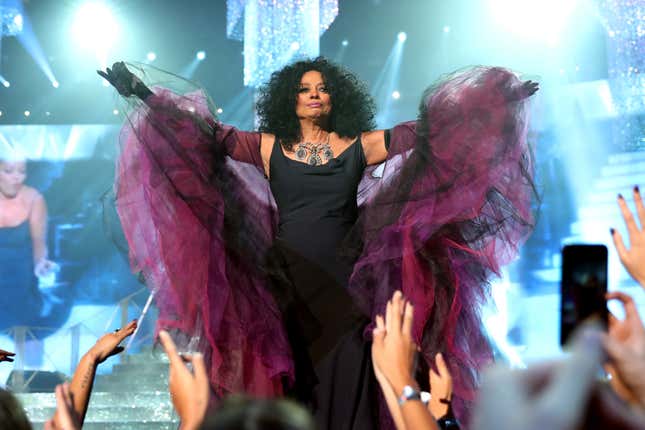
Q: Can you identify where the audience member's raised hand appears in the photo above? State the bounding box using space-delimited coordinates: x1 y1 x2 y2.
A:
604 291 645 409
429 352 453 420
372 291 417 393
44 383 81 430
372 291 440 430
0 348 15 363
612 187 645 288
473 325 604 430
159 330 210 430
88 320 138 364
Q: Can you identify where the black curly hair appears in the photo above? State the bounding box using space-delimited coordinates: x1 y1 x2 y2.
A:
256 57 376 150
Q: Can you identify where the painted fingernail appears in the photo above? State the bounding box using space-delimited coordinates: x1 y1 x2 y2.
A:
618 193 624 200
610 228 615 235
634 185 640 193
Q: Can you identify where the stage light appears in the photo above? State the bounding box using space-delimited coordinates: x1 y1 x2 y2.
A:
45 111 51 116
71 1 120 63
0 111 3 117
490 0 577 43
443 25 451 33
575 65 580 72
2 81 9 88
113 109 119 115
290 42 300 51
341 39 349 47
391 90 400 99
397 32 407 42
147 52 157 62
13 13 23 29
52 81 59 88
24 110 30 117
216 108 223 114
196 51 206 61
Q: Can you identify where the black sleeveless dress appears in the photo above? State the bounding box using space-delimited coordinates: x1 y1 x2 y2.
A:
269 137 380 430
0 221 43 329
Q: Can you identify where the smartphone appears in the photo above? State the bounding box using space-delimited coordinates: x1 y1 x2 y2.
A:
560 244 608 345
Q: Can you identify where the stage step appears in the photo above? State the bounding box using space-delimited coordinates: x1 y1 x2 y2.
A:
16 349 179 429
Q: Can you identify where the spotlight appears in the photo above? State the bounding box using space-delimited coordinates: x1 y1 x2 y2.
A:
216 108 223 114
45 111 51 116
147 52 157 62
113 109 119 115
443 25 451 33
71 2 120 54
397 32 407 42
490 0 576 42
2 81 9 88
391 90 401 100
196 51 206 61
341 39 349 47
24 110 30 117
52 81 59 88
13 14 23 29
0 111 3 116
290 42 300 51
575 65 580 72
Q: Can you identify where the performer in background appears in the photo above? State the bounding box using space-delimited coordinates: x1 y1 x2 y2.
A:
0 151 57 328
100 57 538 429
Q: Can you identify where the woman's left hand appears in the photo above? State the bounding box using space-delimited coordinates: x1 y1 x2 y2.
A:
34 259 57 278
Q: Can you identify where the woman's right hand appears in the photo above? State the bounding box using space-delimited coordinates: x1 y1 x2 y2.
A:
97 61 140 97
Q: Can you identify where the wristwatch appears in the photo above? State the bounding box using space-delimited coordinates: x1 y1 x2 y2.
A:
398 385 422 405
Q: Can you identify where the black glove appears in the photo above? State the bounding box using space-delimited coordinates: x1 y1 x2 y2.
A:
97 61 153 100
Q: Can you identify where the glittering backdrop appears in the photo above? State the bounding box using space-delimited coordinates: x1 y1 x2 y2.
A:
597 0 644 150
226 0 338 87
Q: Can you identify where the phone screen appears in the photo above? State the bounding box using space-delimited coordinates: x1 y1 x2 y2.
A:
560 244 608 345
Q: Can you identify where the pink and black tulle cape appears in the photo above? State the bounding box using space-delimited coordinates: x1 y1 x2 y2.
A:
113 64 535 425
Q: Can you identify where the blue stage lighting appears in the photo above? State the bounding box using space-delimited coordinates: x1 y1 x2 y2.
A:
24 110 30 117
443 25 451 33
2 81 9 88
391 90 400 100
341 39 349 47
397 32 407 42
52 81 59 88
196 51 206 61
147 52 157 62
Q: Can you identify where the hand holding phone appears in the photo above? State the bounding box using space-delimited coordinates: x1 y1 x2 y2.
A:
560 244 608 345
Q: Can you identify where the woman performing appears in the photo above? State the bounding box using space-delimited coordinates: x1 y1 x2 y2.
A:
0 151 57 329
99 57 538 429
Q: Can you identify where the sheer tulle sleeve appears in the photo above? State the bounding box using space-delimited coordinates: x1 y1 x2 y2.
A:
115 84 293 396
350 66 536 425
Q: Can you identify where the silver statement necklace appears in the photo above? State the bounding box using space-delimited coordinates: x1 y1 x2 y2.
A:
294 134 333 166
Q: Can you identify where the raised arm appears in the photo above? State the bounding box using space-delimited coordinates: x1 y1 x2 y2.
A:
99 62 265 172
68 320 137 424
